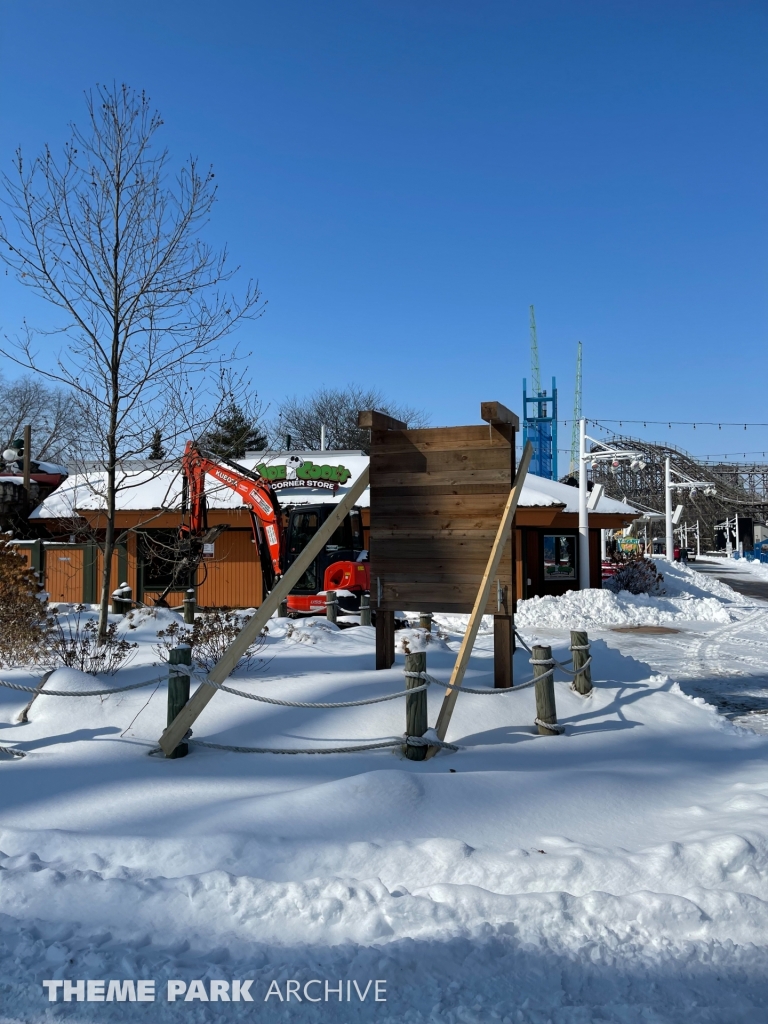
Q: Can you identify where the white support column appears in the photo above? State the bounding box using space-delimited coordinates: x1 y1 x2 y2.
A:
665 458 674 561
696 520 701 558
600 528 607 560
578 418 590 589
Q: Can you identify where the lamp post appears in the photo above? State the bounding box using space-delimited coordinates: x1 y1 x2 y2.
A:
664 461 716 560
578 419 646 590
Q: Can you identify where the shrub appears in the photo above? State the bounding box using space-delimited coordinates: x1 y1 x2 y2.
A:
46 605 137 675
0 534 53 667
155 609 266 673
605 557 664 596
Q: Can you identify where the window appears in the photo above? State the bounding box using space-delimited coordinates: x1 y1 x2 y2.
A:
139 530 182 590
543 534 576 580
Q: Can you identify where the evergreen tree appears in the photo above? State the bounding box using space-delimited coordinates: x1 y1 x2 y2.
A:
199 402 267 459
148 429 166 460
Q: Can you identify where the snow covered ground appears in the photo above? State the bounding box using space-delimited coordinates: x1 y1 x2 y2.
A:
1 560 767 1022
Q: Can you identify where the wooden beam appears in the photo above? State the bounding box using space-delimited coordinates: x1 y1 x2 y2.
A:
358 409 407 432
480 402 519 430
427 441 533 757
157 466 371 755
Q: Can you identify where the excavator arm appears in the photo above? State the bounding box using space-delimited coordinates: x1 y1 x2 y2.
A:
181 442 283 587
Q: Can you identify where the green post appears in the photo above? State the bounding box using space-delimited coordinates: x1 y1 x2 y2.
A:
359 592 371 627
404 651 428 761
278 598 289 618
167 645 192 758
532 644 560 736
419 612 433 633
326 589 338 624
183 588 196 624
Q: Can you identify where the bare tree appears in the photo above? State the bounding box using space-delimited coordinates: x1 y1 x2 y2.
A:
0 374 82 462
272 385 428 453
0 83 263 639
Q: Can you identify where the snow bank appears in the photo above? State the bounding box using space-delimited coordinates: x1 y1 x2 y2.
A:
1 580 767 1020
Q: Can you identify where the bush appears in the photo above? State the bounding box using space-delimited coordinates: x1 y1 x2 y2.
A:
46 605 137 675
155 609 266 673
0 534 53 667
605 557 664 596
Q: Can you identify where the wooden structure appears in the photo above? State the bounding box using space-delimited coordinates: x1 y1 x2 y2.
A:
361 402 520 687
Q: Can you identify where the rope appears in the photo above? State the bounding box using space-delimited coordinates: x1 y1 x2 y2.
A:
0 745 26 758
189 734 459 755
207 678 428 708
0 673 168 697
405 670 540 693
534 718 566 734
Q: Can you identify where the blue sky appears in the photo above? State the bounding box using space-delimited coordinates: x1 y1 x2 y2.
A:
0 0 765 461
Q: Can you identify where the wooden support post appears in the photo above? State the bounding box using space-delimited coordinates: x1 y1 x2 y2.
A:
419 612 433 633
376 610 395 669
326 590 338 624
404 651 428 761
111 583 131 615
532 644 559 735
493 615 513 688
428 441 533 756
183 589 196 624
570 630 592 695
278 598 288 618
16 669 54 723
167 645 192 759
359 593 371 626
158 466 370 755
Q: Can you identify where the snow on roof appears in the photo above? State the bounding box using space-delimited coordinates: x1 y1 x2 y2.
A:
31 455 636 519
31 453 372 518
518 473 637 515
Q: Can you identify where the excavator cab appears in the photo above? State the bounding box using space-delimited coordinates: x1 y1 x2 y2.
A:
284 505 367 614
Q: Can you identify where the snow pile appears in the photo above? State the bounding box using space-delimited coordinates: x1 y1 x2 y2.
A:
1 594 768 1019
516 557 750 630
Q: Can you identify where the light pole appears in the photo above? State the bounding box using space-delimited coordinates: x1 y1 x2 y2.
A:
578 419 646 589
578 418 588 589
665 461 716 561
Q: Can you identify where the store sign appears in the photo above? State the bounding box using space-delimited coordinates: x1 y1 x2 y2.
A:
256 458 353 492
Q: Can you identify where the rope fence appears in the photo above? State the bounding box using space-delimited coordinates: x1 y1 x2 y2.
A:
1 628 592 760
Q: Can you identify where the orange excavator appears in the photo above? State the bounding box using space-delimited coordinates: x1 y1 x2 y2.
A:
159 441 370 614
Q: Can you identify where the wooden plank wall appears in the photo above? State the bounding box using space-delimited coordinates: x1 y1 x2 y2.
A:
369 423 515 614
142 530 262 609
46 547 86 603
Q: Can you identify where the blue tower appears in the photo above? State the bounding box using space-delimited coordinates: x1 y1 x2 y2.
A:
523 376 558 479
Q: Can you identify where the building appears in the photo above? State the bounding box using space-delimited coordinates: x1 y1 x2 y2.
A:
14 452 637 607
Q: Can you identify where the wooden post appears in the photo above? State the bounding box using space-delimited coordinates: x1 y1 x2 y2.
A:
158 465 370 755
278 598 288 618
570 630 592 695
428 441 533 755
359 592 371 626
326 590 338 624
532 644 559 735
493 614 513 688
22 424 31 514
404 651 428 761
183 588 196 624
376 610 395 669
419 612 433 633
111 583 132 615
167 645 192 759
